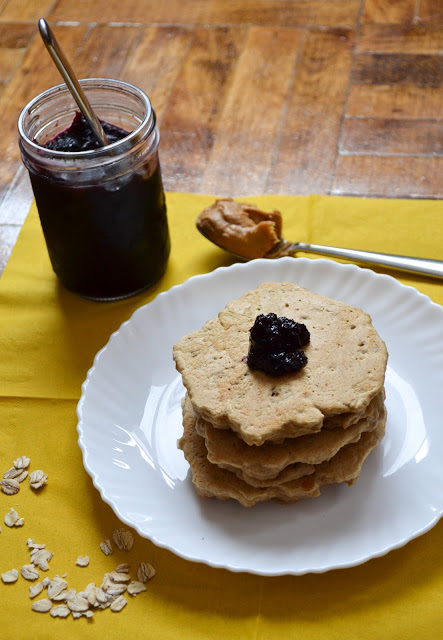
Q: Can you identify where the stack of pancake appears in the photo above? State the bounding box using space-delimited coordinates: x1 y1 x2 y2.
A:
173 282 388 507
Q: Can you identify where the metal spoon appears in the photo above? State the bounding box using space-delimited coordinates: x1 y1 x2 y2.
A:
197 226 443 280
38 18 109 146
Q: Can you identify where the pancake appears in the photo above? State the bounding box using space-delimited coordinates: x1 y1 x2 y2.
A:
178 395 386 507
194 390 384 480
231 462 315 487
173 282 388 445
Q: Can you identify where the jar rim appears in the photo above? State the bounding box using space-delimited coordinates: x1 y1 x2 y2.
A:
18 77 155 159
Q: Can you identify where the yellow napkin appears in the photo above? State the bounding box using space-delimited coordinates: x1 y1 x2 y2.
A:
0 194 442 639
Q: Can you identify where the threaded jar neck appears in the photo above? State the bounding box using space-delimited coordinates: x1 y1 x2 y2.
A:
18 78 159 185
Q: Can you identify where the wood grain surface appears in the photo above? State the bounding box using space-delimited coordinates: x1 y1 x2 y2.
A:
0 0 441 273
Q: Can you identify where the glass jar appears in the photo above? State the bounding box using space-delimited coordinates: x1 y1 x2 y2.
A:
18 78 170 300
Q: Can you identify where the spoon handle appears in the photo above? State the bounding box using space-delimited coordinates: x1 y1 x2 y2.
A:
287 242 443 279
38 19 109 147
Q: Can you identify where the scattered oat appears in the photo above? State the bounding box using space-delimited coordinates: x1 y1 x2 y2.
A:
112 528 134 551
29 470 48 490
4 507 19 527
27 539 45 550
100 539 113 556
127 581 147 596
1 569 18 583
84 583 97 606
95 586 110 606
73 609 94 619
47 577 68 599
101 572 115 590
115 563 130 573
137 562 156 583
32 598 52 613
3 467 22 480
52 587 76 602
29 582 44 598
16 470 28 483
7 517 147 621
2 508 22 526
64 588 77 602
21 564 39 581
109 570 130 583
67 595 89 613
112 529 125 551
103 582 127 597
101 570 128 595
110 595 127 612
31 549 53 571
13 456 30 470
0 478 20 495
50 604 70 618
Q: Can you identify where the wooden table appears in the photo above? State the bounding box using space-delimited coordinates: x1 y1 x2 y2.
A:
0 0 441 275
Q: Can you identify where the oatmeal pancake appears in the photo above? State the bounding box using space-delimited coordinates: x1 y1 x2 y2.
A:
173 282 388 445
178 395 386 507
230 463 315 488
194 390 384 480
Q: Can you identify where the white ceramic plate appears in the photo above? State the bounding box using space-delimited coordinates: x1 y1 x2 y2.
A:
77 258 443 575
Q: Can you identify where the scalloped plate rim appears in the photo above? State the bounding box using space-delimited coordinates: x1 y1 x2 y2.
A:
76 257 443 575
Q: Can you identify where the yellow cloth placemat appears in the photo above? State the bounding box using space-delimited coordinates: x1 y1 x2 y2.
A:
0 194 442 639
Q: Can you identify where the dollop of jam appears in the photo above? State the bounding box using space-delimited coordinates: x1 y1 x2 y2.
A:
247 313 310 376
43 111 128 152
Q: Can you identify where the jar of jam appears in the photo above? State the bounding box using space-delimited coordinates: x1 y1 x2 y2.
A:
18 78 170 300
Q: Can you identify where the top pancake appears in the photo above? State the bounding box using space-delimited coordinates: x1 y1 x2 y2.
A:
173 282 388 445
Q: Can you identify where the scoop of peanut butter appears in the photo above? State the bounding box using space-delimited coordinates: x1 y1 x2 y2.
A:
196 198 283 260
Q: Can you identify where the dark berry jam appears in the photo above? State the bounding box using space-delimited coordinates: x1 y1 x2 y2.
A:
29 112 170 300
250 313 310 351
43 111 128 151
248 313 310 376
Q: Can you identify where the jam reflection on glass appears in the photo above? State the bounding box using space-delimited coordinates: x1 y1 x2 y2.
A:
30 112 170 300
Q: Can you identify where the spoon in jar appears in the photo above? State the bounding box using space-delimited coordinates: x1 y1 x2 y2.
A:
196 204 443 279
38 18 109 146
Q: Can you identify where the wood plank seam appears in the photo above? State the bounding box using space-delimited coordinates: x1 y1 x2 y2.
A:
120 24 146 73
330 0 364 193
344 115 443 122
153 27 200 129
194 25 251 192
265 27 305 194
414 0 422 23
339 152 442 157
